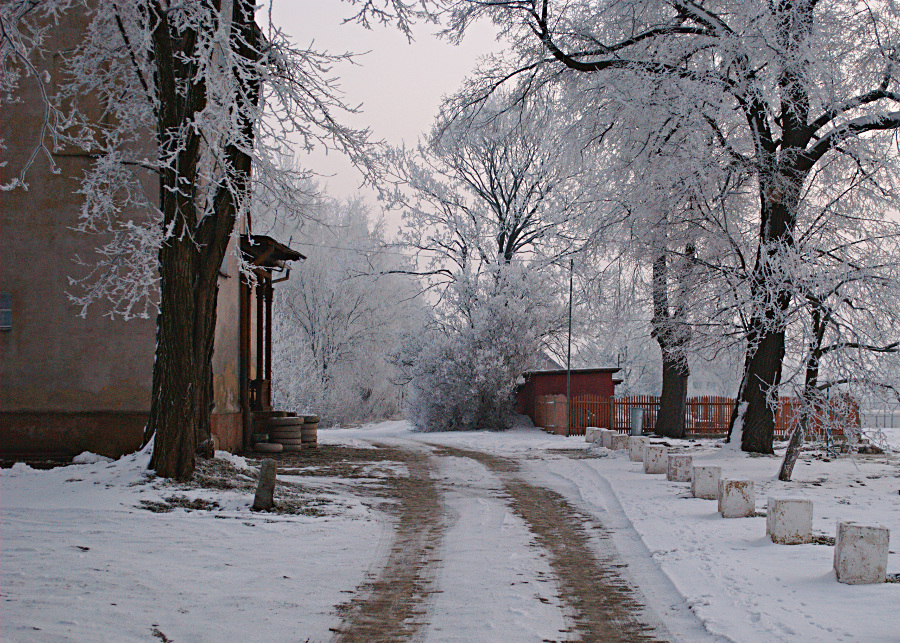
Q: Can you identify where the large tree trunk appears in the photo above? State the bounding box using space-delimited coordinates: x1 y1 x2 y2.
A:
728 0 814 454
730 328 784 454
657 354 689 438
148 239 221 479
650 249 692 439
146 0 258 480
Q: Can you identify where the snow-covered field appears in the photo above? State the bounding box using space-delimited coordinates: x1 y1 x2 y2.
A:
2 422 898 642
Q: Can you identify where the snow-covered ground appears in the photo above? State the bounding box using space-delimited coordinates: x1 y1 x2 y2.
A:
2 422 898 642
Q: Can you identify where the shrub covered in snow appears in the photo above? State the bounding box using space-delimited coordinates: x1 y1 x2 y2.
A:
399 264 560 432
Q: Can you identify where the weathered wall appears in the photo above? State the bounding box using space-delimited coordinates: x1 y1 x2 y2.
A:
0 11 157 425
0 10 246 457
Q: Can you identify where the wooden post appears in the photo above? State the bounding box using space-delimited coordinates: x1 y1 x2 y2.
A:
239 275 251 451
264 275 272 384
255 279 264 388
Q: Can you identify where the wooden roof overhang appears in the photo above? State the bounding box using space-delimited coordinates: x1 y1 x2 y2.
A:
240 234 305 271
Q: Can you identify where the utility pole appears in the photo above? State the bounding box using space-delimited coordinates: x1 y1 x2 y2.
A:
566 257 573 437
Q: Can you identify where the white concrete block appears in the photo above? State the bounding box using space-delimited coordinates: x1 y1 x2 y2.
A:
601 429 614 449
643 444 668 474
585 427 598 443
691 465 721 499
629 436 648 462
834 521 890 584
718 479 755 518
666 454 693 482
611 433 630 450
766 497 813 544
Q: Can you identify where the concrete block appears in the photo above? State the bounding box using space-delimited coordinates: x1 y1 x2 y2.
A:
718 479 755 518
666 454 693 482
601 429 614 449
691 465 721 499
629 436 648 462
611 433 630 450
766 497 813 544
585 427 597 443
834 521 890 584
643 444 668 474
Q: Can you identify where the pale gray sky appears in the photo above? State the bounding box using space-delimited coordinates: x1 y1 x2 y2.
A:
268 2 503 201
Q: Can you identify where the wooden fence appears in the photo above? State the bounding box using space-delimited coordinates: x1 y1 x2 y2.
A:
534 394 857 438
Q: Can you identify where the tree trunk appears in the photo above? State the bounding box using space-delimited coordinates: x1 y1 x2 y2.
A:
650 248 691 439
730 327 784 454
778 301 826 480
148 238 221 479
657 354 688 438
146 0 259 480
777 419 804 481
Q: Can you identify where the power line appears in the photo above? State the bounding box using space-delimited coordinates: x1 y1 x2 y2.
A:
291 241 444 257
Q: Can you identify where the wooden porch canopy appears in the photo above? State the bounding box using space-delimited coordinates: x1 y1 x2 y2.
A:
239 235 304 441
241 234 305 269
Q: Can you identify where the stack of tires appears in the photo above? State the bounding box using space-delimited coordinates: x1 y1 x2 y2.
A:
301 415 319 449
252 411 299 453
265 416 304 452
251 411 319 453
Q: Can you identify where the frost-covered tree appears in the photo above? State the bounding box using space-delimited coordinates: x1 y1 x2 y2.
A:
389 93 575 430
272 197 423 426
445 0 900 453
4 0 430 480
777 216 900 480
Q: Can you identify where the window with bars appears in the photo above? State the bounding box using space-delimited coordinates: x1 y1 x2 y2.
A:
0 292 11 330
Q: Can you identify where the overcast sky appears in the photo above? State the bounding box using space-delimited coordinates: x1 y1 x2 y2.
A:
268 2 503 203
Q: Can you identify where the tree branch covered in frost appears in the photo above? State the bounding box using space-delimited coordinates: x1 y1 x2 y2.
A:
440 0 900 451
272 196 424 426
0 0 75 190
388 90 588 430
45 0 382 319
396 263 562 431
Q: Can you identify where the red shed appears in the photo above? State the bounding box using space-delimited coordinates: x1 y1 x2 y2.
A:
517 367 621 431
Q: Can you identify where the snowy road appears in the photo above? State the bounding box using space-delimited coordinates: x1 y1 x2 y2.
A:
4 422 897 641
325 435 716 642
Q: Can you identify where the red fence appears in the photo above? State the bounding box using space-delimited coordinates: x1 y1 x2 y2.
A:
536 394 857 438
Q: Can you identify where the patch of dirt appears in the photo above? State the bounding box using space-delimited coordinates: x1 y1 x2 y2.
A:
436 445 664 643
330 446 444 643
137 495 221 513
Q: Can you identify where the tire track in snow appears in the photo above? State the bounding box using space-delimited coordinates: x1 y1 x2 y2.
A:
331 445 444 643
433 445 665 643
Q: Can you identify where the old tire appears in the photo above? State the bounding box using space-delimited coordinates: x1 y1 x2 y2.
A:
254 442 283 453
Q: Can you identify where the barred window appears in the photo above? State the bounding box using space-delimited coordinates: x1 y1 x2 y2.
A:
0 292 10 331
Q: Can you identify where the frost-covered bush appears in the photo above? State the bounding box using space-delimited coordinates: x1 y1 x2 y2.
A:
400 263 560 432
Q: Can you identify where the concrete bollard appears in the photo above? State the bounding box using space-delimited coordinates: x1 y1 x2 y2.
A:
629 436 649 462
601 429 615 449
643 444 668 474
834 521 890 584
252 459 277 511
691 465 721 499
766 497 813 544
611 433 630 450
718 479 755 518
666 454 693 482
585 427 598 443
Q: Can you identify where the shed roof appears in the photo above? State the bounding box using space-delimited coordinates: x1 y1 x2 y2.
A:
523 367 621 377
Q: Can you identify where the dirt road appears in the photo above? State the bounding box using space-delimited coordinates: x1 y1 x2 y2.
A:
300 442 669 642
